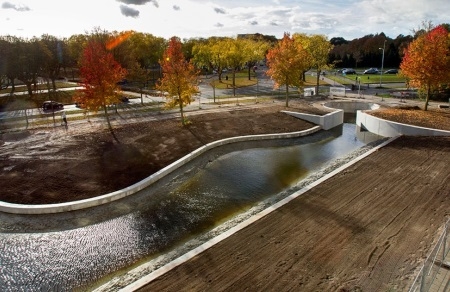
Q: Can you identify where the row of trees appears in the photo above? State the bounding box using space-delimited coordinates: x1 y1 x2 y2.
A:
1 23 448 140
0 28 419 97
329 33 413 69
0 30 167 96
329 23 450 70
71 31 332 139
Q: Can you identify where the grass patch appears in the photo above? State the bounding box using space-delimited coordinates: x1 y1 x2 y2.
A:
1 89 138 112
304 75 328 86
327 73 406 86
0 82 79 94
345 74 406 84
210 72 257 89
0 90 79 110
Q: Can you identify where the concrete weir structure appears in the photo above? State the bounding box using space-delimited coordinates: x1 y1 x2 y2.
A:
323 100 380 113
282 100 379 130
285 100 450 138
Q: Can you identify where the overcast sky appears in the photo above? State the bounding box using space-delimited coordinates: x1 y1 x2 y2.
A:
1 0 449 40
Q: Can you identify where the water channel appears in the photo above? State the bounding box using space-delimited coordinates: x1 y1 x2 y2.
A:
0 123 382 291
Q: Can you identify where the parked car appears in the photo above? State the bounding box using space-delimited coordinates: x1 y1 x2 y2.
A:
384 69 398 74
42 101 64 111
363 68 379 74
116 79 128 85
337 68 348 73
343 68 356 74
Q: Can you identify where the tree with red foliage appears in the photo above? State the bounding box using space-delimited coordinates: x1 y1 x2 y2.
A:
400 25 450 110
75 40 127 141
157 37 199 125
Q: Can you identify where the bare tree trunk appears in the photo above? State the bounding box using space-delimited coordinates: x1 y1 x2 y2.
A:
285 83 289 107
178 96 185 125
25 82 33 96
103 105 120 143
232 70 236 96
24 109 29 129
316 70 320 96
425 85 430 111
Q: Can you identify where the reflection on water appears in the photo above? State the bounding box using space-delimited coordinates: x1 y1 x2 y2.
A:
0 124 382 290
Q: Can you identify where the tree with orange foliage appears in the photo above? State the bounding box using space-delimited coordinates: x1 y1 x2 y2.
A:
75 40 127 141
400 25 450 110
266 33 310 107
157 36 199 125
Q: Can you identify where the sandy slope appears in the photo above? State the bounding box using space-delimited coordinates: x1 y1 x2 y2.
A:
138 136 450 291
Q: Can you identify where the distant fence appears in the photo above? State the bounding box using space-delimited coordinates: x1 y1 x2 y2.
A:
409 219 450 292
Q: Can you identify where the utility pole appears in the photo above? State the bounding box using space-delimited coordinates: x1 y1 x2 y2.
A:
379 40 386 88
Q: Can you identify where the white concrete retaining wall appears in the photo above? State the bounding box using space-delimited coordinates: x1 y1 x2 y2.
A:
356 111 450 137
0 126 321 214
323 101 380 113
282 110 343 130
330 87 346 97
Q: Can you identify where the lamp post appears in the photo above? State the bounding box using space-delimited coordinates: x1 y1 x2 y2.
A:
379 40 386 89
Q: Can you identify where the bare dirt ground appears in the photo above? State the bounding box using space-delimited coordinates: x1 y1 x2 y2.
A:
0 101 322 204
370 105 450 131
0 98 449 291
138 135 450 292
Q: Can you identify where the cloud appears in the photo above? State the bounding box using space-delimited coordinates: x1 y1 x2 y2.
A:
249 20 258 26
215 23 224 27
116 0 158 7
214 7 226 14
270 21 279 26
173 5 180 11
120 5 140 18
2 2 30 11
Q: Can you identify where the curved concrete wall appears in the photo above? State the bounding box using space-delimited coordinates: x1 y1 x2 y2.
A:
0 126 321 214
282 110 343 130
323 101 380 113
283 101 382 131
356 111 450 137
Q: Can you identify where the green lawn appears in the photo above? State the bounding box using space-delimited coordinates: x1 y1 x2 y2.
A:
0 82 79 95
349 74 406 84
209 72 329 90
210 72 257 89
327 73 406 86
0 90 79 110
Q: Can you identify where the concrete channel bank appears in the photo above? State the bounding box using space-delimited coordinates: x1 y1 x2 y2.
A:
0 125 321 214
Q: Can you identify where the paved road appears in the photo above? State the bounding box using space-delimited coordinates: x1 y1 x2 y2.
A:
0 73 444 132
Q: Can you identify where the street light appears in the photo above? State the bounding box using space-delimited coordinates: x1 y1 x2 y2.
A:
379 40 386 89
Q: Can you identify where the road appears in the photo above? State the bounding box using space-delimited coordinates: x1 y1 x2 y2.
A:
0 72 422 131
